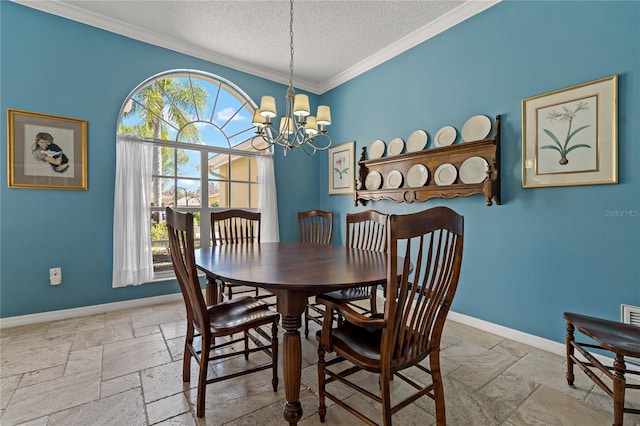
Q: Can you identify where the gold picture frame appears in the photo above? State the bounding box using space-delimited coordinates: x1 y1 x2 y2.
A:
7 109 87 190
521 75 617 188
328 141 355 195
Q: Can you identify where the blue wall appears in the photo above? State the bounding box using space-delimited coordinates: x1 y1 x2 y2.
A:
0 1 316 317
1 1 638 346
319 1 640 342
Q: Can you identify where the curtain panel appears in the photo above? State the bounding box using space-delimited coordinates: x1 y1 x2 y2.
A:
258 155 279 243
112 135 154 287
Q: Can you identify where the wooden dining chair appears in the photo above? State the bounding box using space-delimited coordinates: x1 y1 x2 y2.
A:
211 209 273 305
316 206 464 426
564 312 640 426
319 210 388 321
298 209 333 337
166 207 279 418
298 209 333 244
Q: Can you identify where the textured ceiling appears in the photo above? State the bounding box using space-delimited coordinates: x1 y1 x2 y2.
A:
13 0 499 93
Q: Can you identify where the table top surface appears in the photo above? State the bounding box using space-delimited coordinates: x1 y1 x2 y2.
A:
194 242 388 292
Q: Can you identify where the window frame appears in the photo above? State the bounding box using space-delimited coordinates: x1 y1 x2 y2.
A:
117 69 269 280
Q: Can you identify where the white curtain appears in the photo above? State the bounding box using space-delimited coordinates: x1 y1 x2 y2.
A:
257 155 279 242
112 135 154 287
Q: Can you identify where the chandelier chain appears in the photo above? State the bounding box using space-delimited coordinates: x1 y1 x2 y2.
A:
253 0 332 156
289 0 294 88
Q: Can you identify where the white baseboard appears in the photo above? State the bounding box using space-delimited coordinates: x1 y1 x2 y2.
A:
446 310 567 358
0 293 183 329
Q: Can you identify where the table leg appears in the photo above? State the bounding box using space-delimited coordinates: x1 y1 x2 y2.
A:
277 290 307 425
205 276 219 306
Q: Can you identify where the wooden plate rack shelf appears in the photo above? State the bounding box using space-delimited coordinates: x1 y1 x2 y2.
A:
354 115 501 207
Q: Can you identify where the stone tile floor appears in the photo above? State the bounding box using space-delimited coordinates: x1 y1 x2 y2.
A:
1 297 637 425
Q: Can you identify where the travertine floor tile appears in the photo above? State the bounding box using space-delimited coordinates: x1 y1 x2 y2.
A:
102 333 171 380
47 387 146 426
146 392 191 424
19 365 65 387
156 411 196 425
2 370 100 425
132 309 183 330
0 342 71 378
434 376 514 425
100 372 141 398
506 385 609 425
46 314 106 336
502 352 595 399
141 359 199 403
443 341 518 390
478 369 538 410
64 345 102 376
0 375 20 410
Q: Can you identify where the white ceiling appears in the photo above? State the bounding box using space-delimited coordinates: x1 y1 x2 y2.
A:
13 0 499 94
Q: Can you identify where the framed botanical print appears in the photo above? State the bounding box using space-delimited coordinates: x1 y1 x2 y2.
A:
328 141 355 195
521 75 617 188
7 109 87 190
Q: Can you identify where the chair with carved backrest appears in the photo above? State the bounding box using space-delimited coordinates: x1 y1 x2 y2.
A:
564 312 640 426
316 206 464 425
298 209 334 337
211 209 273 305
166 207 279 418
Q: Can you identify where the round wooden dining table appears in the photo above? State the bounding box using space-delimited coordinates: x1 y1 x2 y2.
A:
194 242 388 425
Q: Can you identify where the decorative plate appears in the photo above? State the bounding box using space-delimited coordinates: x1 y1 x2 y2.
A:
386 170 403 189
461 115 491 142
407 164 429 187
459 156 489 184
434 163 457 186
434 126 457 147
406 130 428 152
388 138 405 156
368 139 386 159
364 170 382 190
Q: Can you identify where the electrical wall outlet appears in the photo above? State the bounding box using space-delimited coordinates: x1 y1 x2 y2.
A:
49 267 62 285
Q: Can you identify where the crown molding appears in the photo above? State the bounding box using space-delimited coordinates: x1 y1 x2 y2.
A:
318 0 501 94
10 0 498 95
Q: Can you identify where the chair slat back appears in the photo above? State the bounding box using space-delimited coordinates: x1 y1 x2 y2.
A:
298 210 333 245
211 209 261 246
382 206 464 366
166 207 208 333
346 210 388 252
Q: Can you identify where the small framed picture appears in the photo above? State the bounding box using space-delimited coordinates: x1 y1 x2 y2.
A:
521 75 617 188
328 141 355 195
7 109 87 190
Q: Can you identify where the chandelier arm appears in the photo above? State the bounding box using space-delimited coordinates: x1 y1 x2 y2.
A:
304 133 333 151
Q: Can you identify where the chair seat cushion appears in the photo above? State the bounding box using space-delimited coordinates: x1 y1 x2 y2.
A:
322 287 371 302
317 320 383 369
208 296 279 335
564 312 640 357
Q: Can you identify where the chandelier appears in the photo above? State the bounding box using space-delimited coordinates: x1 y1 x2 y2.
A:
251 0 332 156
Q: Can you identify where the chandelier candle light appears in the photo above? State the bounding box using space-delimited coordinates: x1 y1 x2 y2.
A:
252 0 332 156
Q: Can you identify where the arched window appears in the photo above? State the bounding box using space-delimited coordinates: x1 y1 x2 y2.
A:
113 70 278 285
